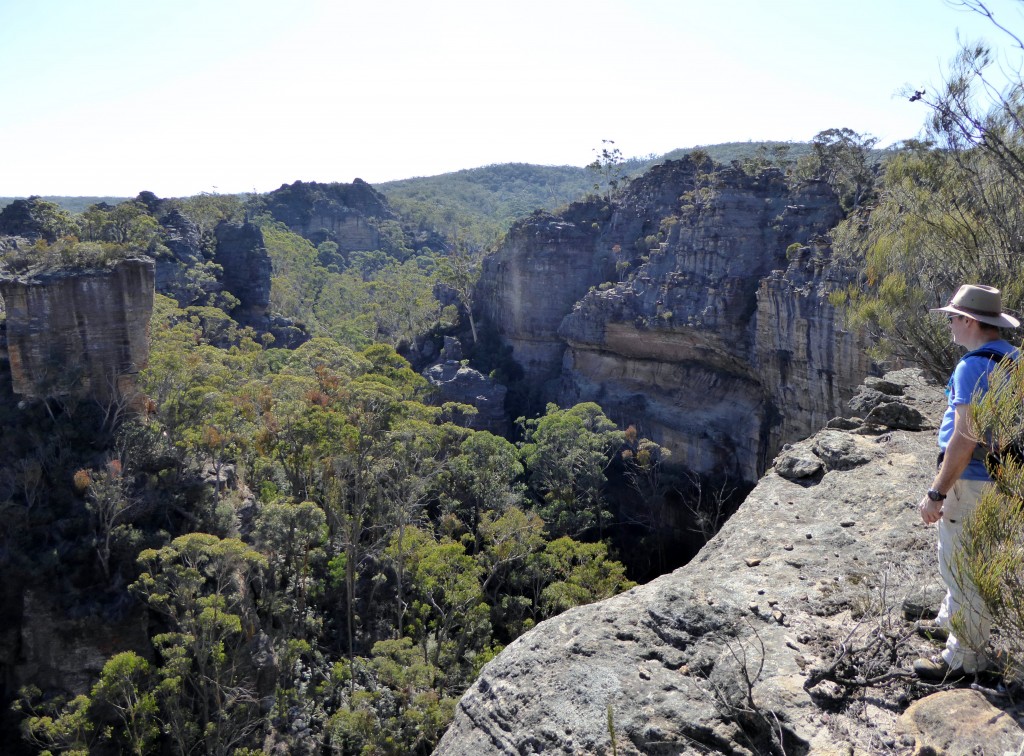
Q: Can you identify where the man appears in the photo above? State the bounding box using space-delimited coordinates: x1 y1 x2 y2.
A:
914 284 1019 681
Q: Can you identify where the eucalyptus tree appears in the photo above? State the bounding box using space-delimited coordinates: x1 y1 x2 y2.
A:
518 403 624 539
131 533 268 756
832 7 1024 380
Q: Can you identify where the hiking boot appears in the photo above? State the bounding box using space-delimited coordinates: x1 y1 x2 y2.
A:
915 619 949 643
913 654 965 682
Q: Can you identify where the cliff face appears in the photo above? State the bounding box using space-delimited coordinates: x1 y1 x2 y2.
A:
214 220 272 318
436 370 1023 755
476 201 612 393
478 158 874 482
0 258 154 402
753 241 870 472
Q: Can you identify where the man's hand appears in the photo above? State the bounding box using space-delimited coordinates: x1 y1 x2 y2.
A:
919 495 944 524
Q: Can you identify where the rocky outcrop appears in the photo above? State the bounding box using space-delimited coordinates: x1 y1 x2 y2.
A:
212 220 308 349
153 211 308 349
476 201 612 393
423 339 508 434
154 208 219 305
479 158 874 482
752 238 877 474
0 197 68 242
437 369 1024 755
0 258 154 402
214 220 272 318
264 179 394 251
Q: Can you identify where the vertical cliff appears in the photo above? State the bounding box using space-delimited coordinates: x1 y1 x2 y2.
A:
478 158 875 482
476 200 613 395
754 238 872 469
0 258 154 402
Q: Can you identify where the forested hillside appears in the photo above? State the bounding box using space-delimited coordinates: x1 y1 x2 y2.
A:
378 141 818 248
1 140 817 251
0 196 130 214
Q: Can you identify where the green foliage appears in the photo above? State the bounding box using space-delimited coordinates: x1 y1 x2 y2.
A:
378 163 600 249
131 533 268 755
588 139 626 200
90 652 160 756
794 127 880 211
658 141 816 168
443 431 525 552
0 195 131 214
101 300 637 750
436 236 483 343
833 126 1024 381
325 638 457 755
538 537 635 614
519 403 625 538
827 22 1024 380
77 200 163 248
172 192 247 237
15 686 94 755
256 215 448 349
956 441 1024 679
960 355 1024 678
6 324 641 756
0 236 141 275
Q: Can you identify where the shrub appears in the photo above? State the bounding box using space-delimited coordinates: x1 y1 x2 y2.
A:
957 355 1024 680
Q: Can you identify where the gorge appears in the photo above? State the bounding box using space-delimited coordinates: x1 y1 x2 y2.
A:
2 148 1008 755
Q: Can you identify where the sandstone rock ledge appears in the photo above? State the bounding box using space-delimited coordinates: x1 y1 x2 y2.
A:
436 369 1024 755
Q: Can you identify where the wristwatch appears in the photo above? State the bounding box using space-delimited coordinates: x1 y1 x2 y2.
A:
927 489 946 502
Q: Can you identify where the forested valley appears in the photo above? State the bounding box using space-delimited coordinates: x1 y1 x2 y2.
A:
0 156 748 755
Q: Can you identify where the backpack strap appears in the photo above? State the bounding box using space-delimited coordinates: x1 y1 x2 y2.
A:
962 346 1015 364
963 346 1017 463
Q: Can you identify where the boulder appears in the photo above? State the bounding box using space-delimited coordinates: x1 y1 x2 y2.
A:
897 689 1024 755
423 359 508 435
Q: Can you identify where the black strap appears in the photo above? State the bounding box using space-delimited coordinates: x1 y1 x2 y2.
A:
962 347 1018 463
963 347 1015 364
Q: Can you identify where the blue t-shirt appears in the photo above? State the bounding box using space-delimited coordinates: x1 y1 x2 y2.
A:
938 339 1018 480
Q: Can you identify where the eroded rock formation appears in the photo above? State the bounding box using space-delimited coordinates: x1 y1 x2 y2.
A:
422 338 508 434
153 211 308 349
436 369 1023 755
154 208 219 305
215 220 272 317
264 179 394 251
0 258 154 402
478 158 875 482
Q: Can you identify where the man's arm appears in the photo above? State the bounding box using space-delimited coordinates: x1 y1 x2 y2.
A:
919 404 976 524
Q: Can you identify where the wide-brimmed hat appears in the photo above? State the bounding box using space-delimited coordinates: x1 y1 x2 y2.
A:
930 284 1020 329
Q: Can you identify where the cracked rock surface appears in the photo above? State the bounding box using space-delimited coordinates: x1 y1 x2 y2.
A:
436 369 1024 755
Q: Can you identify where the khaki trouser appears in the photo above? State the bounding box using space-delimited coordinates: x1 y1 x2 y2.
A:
935 477 991 673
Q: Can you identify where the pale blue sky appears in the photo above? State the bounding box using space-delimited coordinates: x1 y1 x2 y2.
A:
1 0 1021 197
